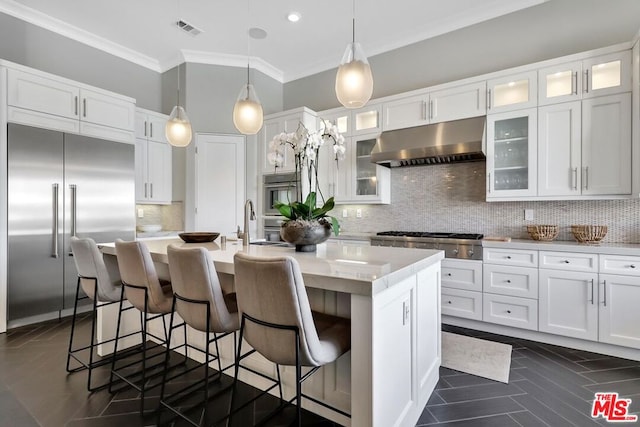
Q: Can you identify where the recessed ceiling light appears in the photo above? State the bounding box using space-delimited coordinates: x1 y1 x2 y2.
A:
248 27 267 39
287 11 301 22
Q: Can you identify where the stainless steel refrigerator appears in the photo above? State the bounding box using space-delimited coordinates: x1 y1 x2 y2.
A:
7 123 135 325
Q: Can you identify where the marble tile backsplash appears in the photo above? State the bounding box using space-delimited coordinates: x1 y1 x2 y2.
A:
337 162 640 243
136 202 184 231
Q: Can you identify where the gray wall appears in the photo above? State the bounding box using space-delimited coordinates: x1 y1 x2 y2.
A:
0 12 162 110
284 0 640 111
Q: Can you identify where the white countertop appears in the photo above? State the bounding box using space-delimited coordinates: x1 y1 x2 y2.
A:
99 239 444 296
483 239 640 256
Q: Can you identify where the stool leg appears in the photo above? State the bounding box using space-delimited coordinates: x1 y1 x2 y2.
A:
66 277 82 373
140 292 149 414
86 279 99 391
157 297 176 426
109 285 126 394
295 330 302 427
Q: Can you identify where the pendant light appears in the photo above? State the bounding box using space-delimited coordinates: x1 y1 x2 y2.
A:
233 0 263 135
335 0 373 109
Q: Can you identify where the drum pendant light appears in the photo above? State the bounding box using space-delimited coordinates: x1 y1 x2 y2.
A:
233 0 263 135
335 0 373 109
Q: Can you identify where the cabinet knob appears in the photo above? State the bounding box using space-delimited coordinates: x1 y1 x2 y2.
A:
630 264 636 269
447 273 452 276
447 301 452 304
506 310 512 314
563 260 570 264
506 279 511 283
506 255 512 259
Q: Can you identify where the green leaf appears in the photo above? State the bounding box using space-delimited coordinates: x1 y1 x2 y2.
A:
330 216 340 236
275 203 295 219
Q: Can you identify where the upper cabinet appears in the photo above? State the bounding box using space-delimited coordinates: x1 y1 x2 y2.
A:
487 71 537 114
6 67 135 144
486 108 537 199
538 51 632 105
352 104 382 136
258 107 317 174
382 82 486 131
135 108 172 204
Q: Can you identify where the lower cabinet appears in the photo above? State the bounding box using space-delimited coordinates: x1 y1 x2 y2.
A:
441 259 483 320
441 287 482 320
483 293 538 331
599 274 640 348
539 269 598 340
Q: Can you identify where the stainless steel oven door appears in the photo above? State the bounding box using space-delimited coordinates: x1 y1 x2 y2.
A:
263 218 285 241
263 173 297 215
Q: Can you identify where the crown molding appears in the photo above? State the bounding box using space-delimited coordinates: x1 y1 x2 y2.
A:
0 0 163 72
178 50 284 82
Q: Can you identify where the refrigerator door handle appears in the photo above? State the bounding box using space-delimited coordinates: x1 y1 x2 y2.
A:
52 183 59 258
70 184 77 237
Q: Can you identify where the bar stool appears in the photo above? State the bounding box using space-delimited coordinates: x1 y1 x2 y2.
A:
67 236 136 391
110 239 183 414
157 244 240 426
232 252 351 426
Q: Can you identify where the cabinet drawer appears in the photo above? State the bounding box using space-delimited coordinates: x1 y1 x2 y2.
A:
600 255 640 277
483 265 538 298
441 288 482 321
441 259 482 292
483 294 538 331
484 248 538 267
540 251 598 273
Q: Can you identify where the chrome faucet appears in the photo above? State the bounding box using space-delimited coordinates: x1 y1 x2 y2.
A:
240 199 256 246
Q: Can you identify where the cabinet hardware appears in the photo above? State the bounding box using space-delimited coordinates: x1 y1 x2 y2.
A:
583 69 589 93
70 184 77 237
144 121 147 137
563 260 570 264
150 183 154 198
144 183 148 198
83 98 87 117
447 300 452 304
506 256 512 259
429 100 434 119
506 279 511 283
506 310 511 314
422 101 427 120
487 173 491 193
630 265 636 269
572 71 578 95
487 89 491 109
572 167 578 190
590 279 594 304
150 123 153 138
52 184 59 258
582 166 589 190
74 96 78 116
447 273 452 276
602 280 607 307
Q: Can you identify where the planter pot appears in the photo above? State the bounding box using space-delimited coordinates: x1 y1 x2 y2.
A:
280 219 331 252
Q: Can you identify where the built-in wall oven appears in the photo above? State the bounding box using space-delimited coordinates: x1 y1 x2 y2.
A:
263 172 298 216
263 217 286 242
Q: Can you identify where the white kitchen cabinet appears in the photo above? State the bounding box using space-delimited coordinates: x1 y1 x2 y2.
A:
538 93 631 197
487 71 537 113
486 108 538 199
135 109 168 143
599 274 640 349
581 93 631 195
7 67 135 143
538 269 598 341
538 101 582 196
484 248 538 268
382 93 429 131
135 109 172 204
382 82 486 131
441 288 483 321
538 51 632 105
258 107 317 174
441 259 483 292
483 264 538 299
352 104 382 136
334 132 390 204
483 293 538 331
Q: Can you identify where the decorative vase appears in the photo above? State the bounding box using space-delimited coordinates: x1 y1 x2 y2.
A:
280 219 331 252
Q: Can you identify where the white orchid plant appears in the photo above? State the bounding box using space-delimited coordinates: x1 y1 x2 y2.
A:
268 120 346 235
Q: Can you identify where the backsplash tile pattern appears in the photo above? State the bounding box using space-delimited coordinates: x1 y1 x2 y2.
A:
136 202 184 231
339 163 640 243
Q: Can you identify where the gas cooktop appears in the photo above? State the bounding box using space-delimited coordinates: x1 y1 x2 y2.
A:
376 231 483 240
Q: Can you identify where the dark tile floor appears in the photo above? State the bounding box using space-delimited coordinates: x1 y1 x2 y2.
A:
1 315 639 426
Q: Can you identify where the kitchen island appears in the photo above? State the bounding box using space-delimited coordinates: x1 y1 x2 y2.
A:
99 239 444 427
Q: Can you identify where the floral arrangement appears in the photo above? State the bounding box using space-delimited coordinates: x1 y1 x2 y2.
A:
268 120 346 235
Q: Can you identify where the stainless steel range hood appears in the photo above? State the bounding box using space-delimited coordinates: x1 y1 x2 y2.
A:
371 116 486 167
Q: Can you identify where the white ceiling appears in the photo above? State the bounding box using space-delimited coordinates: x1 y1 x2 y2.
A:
0 0 547 82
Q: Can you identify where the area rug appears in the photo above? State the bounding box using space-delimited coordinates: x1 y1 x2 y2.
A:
441 332 512 383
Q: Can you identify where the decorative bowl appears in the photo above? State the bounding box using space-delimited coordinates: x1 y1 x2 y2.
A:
138 224 162 232
526 225 558 241
178 232 220 243
570 225 607 244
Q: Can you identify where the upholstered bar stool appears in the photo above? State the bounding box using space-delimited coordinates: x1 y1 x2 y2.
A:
110 239 181 414
232 252 351 426
67 236 138 391
157 244 240 426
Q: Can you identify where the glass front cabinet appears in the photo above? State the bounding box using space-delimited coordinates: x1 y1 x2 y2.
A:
486 108 537 199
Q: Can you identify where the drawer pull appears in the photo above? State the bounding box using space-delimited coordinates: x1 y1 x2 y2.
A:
631 265 636 269
447 273 452 276
447 300 452 304
563 260 570 264
506 279 511 283
506 310 512 314
506 256 512 259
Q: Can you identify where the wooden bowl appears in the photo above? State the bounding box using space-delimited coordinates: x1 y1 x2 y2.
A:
526 225 558 241
178 232 220 243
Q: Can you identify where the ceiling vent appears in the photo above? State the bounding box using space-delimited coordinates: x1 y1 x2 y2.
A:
175 20 203 36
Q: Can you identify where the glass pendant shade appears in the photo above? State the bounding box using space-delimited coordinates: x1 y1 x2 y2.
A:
165 105 193 147
335 41 373 109
233 83 264 135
